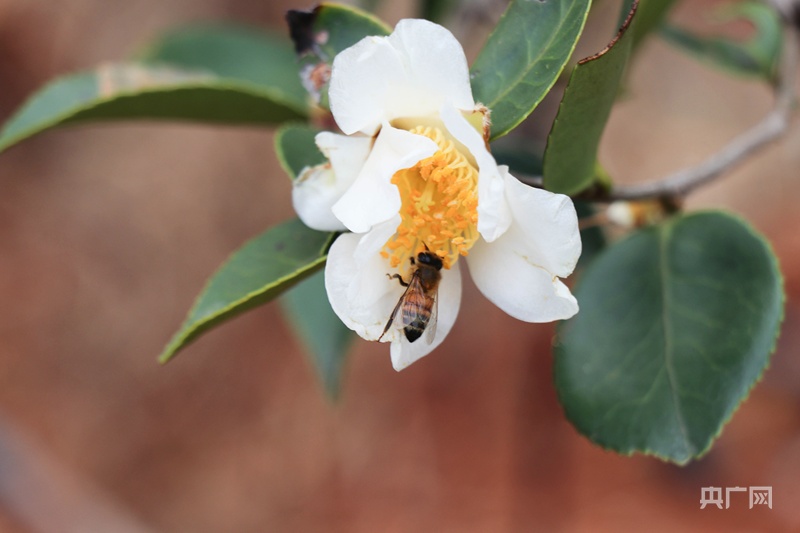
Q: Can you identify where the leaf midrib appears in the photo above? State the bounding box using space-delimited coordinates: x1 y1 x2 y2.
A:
658 223 692 457
479 0 581 108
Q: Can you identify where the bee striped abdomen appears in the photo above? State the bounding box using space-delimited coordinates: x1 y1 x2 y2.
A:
402 297 433 342
379 250 443 345
404 324 424 342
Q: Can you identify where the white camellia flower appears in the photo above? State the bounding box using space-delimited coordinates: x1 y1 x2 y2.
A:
293 19 582 371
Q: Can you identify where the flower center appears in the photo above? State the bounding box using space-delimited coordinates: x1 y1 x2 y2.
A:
381 126 479 272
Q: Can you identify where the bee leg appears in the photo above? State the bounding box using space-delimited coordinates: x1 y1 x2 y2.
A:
378 295 405 342
379 270 414 342
378 318 393 342
386 273 409 287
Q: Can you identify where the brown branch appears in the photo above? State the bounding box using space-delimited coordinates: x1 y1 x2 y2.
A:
605 20 797 201
517 1 798 203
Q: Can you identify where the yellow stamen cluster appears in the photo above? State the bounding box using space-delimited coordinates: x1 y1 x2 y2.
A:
381 126 479 273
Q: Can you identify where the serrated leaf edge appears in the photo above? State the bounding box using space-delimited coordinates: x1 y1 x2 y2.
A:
553 209 785 465
542 0 638 195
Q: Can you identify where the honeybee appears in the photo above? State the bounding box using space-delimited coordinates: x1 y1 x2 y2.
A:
378 250 443 344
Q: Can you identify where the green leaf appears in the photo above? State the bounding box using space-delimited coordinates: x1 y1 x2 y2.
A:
0 26 307 151
620 0 677 49
281 270 354 399
470 0 592 140
159 219 334 363
288 3 390 58
0 25 309 153
660 2 782 81
274 124 352 398
312 3 391 55
275 123 325 179
0 65 307 153
543 1 638 195
555 211 784 464
287 4 391 105
138 23 307 109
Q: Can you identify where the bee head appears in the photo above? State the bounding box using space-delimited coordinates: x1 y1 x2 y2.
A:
416 250 443 271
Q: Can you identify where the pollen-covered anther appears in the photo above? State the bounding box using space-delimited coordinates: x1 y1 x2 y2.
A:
383 125 479 272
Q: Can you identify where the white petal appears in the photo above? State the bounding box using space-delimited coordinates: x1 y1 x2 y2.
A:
292 166 345 231
325 231 463 371
329 19 474 136
328 34 406 136
325 232 401 340
292 132 372 231
390 263 462 371
385 20 474 114
320 131 373 180
467 235 579 323
353 215 400 263
466 170 580 322
440 103 512 243
502 170 582 278
332 123 437 234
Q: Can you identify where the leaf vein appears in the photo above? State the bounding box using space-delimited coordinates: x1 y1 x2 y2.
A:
659 224 693 455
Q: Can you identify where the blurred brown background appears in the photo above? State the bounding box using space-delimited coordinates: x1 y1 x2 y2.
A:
0 0 799 531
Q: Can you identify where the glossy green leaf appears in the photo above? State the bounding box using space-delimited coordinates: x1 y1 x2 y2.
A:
543 1 638 195
281 270 354 399
660 2 782 81
311 3 391 55
620 0 677 49
287 3 391 106
288 3 390 57
138 23 307 109
275 123 325 179
555 211 784 464
159 219 334 363
274 123 352 397
0 25 308 153
470 0 592 140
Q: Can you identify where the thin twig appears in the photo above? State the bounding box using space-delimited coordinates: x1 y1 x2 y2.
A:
517 2 798 203
607 20 798 201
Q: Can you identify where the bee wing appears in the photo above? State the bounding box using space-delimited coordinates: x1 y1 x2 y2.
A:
399 275 429 327
423 289 438 345
379 280 413 341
